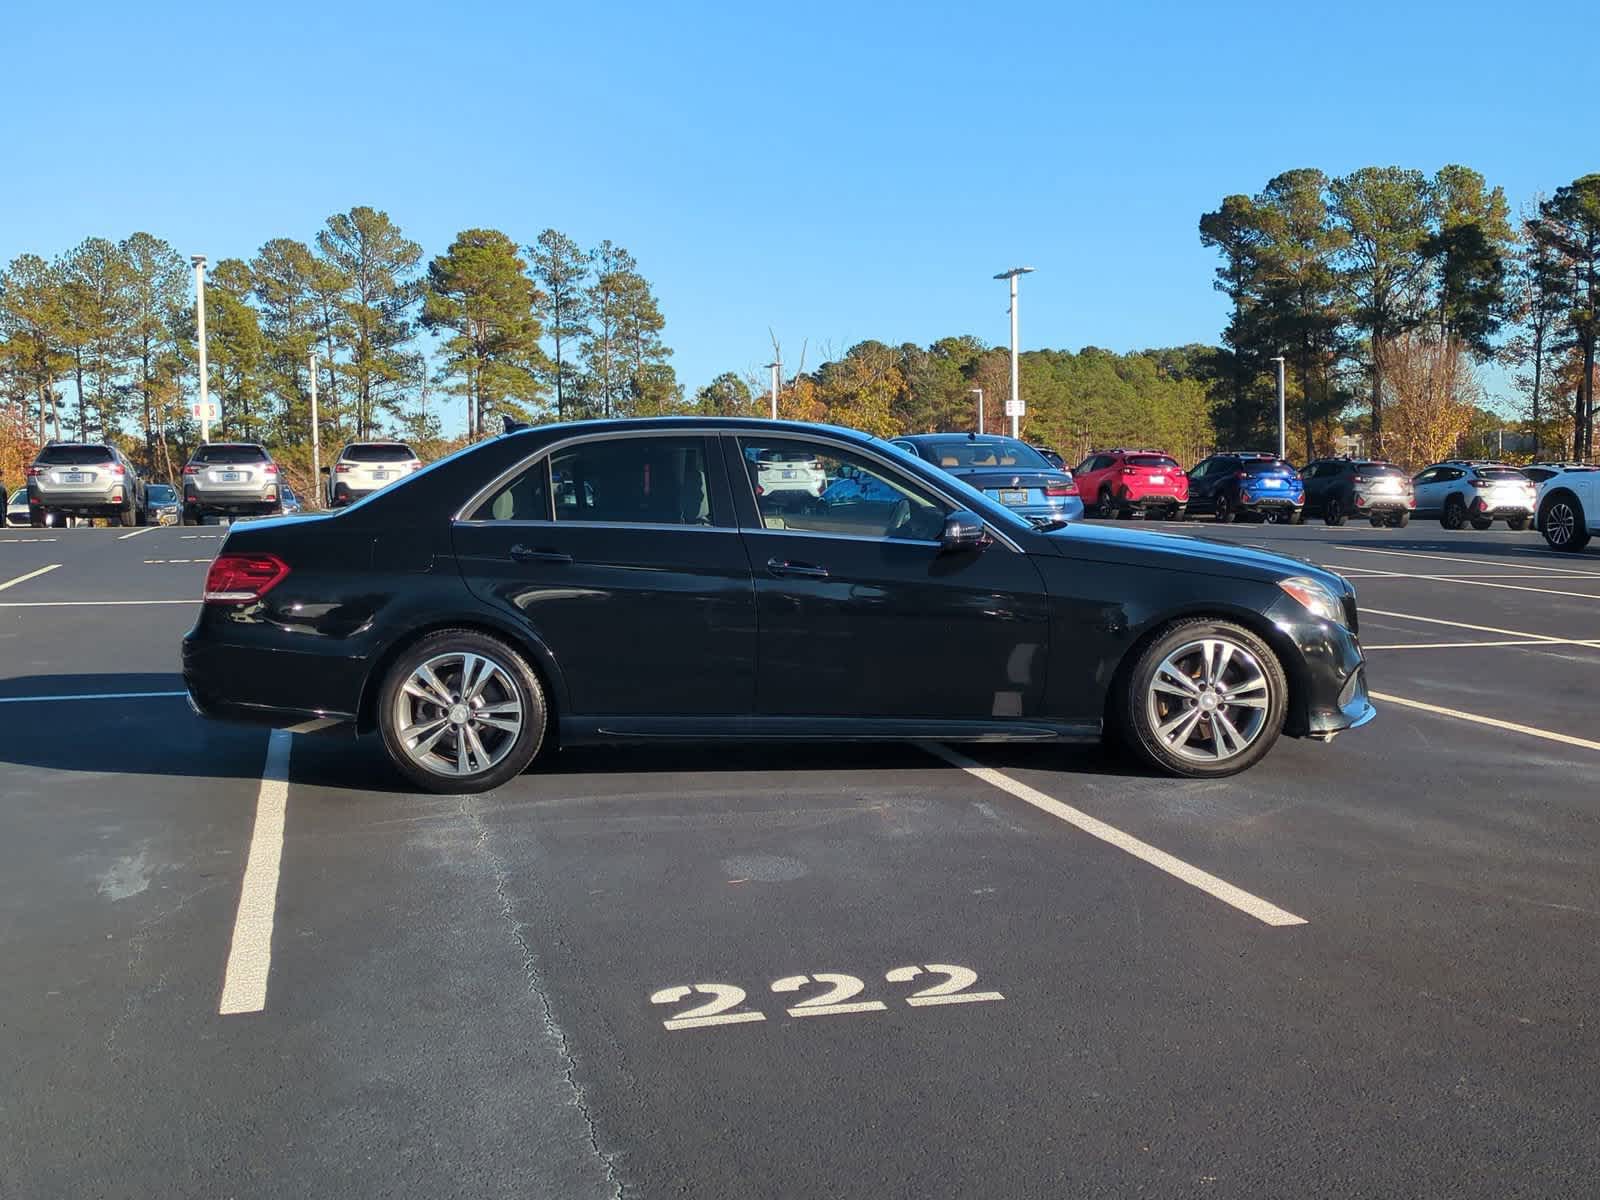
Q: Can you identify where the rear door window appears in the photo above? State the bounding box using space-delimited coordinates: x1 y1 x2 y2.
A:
470 460 551 521
738 437 949 541
344 444 416 463
550 436 719 526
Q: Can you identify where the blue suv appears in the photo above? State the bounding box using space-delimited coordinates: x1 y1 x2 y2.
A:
1186 453 1305 523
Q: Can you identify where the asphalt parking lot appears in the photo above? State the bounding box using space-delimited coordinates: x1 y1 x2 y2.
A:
3 518 1599 1198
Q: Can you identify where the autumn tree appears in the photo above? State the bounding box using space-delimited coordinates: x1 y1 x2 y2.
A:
422 229 546 436
694 371 758 415
1377 334 1480 468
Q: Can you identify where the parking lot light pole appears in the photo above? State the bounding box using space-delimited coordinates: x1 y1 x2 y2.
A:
309 351 321 501
1270 355 1286 459
764 360 781 420
192 255 209 444
994 267 1034 439
971 387 984 434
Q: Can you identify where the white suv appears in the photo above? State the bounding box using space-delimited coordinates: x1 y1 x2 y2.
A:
1412 461 1536 531
1536 466 1600 552
744 448 827 501
325 442 422 508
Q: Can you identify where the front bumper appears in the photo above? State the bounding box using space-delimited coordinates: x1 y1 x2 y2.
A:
1266 592 1374 741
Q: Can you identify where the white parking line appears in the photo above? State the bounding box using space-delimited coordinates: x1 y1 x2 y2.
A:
219 729 293 1016
0 564 60 593
0 599 195 607
1371 691 1600 755
0 690 187 704
922 743 1307 927
1350 566 1600 601
116 526 159 540
1360 607 1570 643
1363 638 1600 651
0 537 57 543
1336 546 1600 577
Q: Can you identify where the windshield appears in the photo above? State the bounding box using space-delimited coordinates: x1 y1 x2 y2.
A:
342 443 416 463
919 439 1051 470
147 485 176 502
1242 459 1296 474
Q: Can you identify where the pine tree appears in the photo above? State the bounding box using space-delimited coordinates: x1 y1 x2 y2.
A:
121 233 189 473
1534 175 1600 459
528 230 590 420
0 253 71 443
422 229 547 436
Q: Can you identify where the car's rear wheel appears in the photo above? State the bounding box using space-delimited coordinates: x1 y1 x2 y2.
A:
1506 515 1531 532
1324 497 1346 526
118 502 136 527
1539 494 1591 552
1393 510 1411 528
181 507 198 526
1119 619 1288 778
1214 494 1236 524
378 630 548 794
1097 487 1115 519
1442 497 1467 530
29 509 47 528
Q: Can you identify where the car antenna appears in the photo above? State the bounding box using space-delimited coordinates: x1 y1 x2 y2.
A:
502 416 530 434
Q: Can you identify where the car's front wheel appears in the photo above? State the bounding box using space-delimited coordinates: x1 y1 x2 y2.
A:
377 630 548 794
1324 497 1347 526
1118 619 1288 778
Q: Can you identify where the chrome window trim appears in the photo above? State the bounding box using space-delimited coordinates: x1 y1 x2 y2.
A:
451 518 736 535
741 526 941 548
454 427 733 527
729 430 1024 554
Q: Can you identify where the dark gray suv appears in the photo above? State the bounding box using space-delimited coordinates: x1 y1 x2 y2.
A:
25 442 147 527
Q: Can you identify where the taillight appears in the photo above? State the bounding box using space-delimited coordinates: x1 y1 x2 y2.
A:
263 463 278 475
109 463 125 476
1045 481 1078 497
25 466 41 477
407 460 422 470
1120 467 1141 476
204 553 290 605
182 464 199 475
335 463 352 473
1469 479 1486 489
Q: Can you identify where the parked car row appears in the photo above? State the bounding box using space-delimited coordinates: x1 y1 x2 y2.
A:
11 439 415 527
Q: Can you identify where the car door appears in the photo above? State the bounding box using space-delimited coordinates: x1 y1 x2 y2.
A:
1186 458 1220 512
728 432 1051 721
1412 467 1449 516
452 432 757 718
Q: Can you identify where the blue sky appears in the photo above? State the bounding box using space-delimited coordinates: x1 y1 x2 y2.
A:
3 0 1594 416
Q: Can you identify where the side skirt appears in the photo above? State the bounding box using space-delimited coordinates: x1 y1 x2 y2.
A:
559 715 1102 745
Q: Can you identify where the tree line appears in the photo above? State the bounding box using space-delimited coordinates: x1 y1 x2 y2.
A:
1199 166 1600 466
0 209 676 484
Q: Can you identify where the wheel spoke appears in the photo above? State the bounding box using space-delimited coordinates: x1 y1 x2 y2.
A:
1210 641 1235 686
475 715 520 733
463 723 491 771
1227 670 1267 698
1156 662 1200 696
1225 693 1269 710
1200 640 1216 684
400 716 449 742
1158 706 1203 746
1213 711 1247 757
412 722 452 757
456 728 471 774
476 700 521 716
412 663 455 707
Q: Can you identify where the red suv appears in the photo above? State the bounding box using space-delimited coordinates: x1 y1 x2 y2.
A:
1072 449 1188 519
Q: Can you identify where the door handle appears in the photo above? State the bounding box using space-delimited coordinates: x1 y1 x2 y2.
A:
766 557 829 579
509 544 573 565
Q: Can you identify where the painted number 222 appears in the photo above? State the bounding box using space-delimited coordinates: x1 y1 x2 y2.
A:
649 964 1003 1031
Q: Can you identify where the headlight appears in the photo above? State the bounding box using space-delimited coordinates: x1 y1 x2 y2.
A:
1278 576 1346 627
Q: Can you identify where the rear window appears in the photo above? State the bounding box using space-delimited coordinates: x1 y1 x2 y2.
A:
1127 455 1179 469
920 439 1050 469
343 443 416 463
1242 458 1296 473
749 449 818 465
36 444 115 465
192 444 269 465
1476 467 1526 482
1355 464 1406 478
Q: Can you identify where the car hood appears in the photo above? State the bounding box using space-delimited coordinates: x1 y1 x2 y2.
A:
1039 520 1349 592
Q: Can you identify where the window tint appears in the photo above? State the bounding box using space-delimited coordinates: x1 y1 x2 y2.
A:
916 438 1050 469
1355 464 1405 479
548 436 715 526
1241 458 1295 474
1475 467 1525 482
1127 455 1179 468
739 437 950 541
343 443 416 463
192 444 269 465
36 444 116 465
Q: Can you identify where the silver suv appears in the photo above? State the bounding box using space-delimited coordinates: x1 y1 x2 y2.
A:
325 442 421 508
1412 460 1537 531
25 442 147 527
182 443 283 525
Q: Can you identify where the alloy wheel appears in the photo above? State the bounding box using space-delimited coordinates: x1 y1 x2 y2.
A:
390 651 524 777
1547 502 1575 546
1144 637 1271 763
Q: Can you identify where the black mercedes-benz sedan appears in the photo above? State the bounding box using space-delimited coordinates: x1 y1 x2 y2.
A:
183 418 1375 793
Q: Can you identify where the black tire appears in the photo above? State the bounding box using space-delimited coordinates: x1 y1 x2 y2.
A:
181 507 198 527
1097 487 1115 519
1441 497 1467 530
377 629 548 794
1214 493 1236 524
1168 504 1186 522
1116 618 1289 779
1506 515 1531 532
1115 501 1133 520
1469 516 1493 531
30 509 47 528
1393 510 1411 528
118 502 136 527
1539 493 1591 553
1324 497 1347 527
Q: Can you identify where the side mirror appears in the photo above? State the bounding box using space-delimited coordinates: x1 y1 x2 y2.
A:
940 510 989 553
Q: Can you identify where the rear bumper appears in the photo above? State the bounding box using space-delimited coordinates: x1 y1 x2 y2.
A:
1116 487 1187 506
28 488 122 512
1000 498 1086 524
183 631 362 730
186 491 281 514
